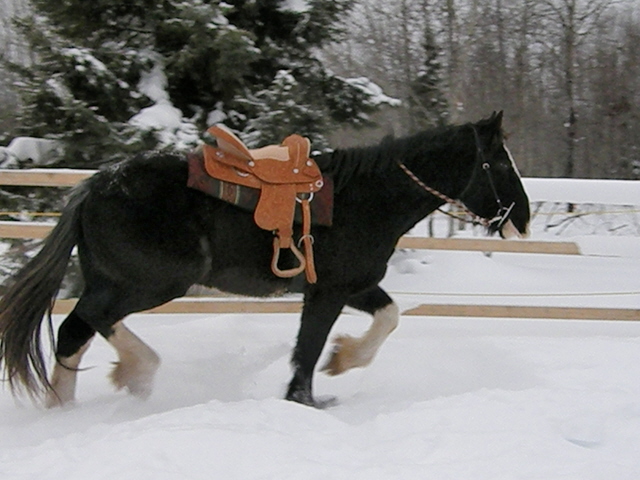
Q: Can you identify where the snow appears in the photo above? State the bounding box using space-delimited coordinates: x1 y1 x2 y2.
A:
0 137 63 166
207 102 228 126
128 63 200 150
136 63 169 104
0 161 638 477
61 47 109 77
523 178 640 205
278 0 311 13
343 77 402 107
1 223 639 478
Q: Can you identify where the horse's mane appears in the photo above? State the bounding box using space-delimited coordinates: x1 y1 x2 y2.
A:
315 123 469 193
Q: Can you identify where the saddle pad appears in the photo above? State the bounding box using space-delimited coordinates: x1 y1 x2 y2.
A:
186 152 333 227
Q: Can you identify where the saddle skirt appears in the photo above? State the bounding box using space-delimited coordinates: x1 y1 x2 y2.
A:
187 152 333 226
198 125 325 283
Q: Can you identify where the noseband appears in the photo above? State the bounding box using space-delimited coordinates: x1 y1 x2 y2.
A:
398 126 515 229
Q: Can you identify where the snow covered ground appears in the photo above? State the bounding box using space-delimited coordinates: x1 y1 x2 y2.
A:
0 235 638 479
0 175 638 478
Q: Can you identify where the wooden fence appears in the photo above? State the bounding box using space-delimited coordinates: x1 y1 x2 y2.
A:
47 298 638 321
2 168 637 321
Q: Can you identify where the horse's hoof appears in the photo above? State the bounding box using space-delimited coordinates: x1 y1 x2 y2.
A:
313 395 338 409
286 390 338 409
109 357 159 399
44 393 70 409
321 337 350 376
322 334 371 376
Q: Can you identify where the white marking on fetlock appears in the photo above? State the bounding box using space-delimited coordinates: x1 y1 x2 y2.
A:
323 302 399 375
46 339 93 408
108 322 160 399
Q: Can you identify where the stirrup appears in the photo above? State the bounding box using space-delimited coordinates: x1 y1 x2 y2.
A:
271 238 306 278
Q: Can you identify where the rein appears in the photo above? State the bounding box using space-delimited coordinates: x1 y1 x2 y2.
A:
398 126 515 229
397 162 491 227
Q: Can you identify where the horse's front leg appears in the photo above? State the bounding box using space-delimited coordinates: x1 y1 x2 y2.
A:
286 288 347 407
322 285 399 375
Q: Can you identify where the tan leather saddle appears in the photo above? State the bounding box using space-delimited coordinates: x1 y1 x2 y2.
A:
202 125 324 283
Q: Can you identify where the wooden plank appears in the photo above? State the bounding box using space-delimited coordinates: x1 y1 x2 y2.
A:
396 236 581 255
147 300 303 314
51 299 638 321
402 304 639 321
52 298 304 315
0 168 96 187
0 221 53 239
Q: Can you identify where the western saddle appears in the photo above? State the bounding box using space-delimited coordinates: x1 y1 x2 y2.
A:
202 125 324 283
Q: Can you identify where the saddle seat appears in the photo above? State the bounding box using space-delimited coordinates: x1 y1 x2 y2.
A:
202 125 324 283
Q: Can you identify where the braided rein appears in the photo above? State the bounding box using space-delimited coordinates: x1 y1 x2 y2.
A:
397 161 492 227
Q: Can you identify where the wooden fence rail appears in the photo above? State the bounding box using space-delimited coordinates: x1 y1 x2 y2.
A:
0 168 95 186
50 298 638 321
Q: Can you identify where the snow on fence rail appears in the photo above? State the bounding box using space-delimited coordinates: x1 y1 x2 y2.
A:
523 178 640 238
523 177 640 205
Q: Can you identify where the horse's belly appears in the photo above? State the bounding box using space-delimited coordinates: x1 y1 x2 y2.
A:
203 266 292 298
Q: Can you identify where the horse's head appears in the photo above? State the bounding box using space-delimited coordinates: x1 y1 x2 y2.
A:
458 111 530 239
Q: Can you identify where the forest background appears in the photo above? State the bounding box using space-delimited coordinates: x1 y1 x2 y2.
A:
0 0 639 180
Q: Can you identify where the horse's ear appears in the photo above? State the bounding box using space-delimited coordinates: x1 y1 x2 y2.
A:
478 111 503 129
476 111 505 148
476 111 502 133
484 110 503 128
493 110 504 128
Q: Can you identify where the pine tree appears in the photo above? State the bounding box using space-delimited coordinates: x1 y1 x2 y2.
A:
208 0 382 146
239 70 331 149
409 24 449 131
10 10 156 166
9 0 382 166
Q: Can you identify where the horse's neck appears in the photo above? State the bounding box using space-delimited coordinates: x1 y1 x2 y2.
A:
328 145 460 237
406 132 473 190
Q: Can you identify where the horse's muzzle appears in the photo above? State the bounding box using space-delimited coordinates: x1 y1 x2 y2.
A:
499 218 530 239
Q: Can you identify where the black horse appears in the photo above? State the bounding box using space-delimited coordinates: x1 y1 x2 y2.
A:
0 111 529 408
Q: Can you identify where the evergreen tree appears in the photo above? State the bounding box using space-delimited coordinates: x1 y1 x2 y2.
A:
8 0 383 167
409 24 448 131
239 69 331 149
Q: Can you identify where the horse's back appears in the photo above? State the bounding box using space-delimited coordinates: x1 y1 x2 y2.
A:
88 153 192 204
77 154 211 286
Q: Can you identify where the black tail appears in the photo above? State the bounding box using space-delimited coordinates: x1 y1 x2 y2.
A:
0 181 90 398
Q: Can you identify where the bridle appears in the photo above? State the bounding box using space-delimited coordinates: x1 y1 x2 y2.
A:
398 125 515 230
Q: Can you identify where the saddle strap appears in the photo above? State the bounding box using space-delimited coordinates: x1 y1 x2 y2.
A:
270 197 317 283
300 198 317 283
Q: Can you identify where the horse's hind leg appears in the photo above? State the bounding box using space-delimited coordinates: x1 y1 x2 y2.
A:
46 310 96 408
106 321 160 398
47 308 160 406
322 285 399 375
75 290 162 399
